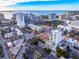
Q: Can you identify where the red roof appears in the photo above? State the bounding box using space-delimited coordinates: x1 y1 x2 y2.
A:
36 33 49 41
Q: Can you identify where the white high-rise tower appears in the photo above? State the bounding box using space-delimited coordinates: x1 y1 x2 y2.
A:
15 13 25 28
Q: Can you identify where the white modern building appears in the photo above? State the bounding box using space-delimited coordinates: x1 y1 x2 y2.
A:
14 13 25 28
4 32 13 38
15 28 23 35
44 29 63 51
51 29 63 50
28 24 42 31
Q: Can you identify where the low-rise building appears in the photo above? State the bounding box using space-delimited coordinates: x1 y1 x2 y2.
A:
9 45 22 56
28 24 42 31
4 32 14 38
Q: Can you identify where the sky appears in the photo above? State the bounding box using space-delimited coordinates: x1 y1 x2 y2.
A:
0 0 79 11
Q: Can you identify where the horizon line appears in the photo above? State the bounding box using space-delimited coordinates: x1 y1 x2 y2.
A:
0 10 79 12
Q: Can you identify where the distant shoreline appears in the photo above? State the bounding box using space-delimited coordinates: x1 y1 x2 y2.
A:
0 10 79 12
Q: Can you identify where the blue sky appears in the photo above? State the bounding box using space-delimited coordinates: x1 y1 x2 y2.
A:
0 0 79 10
15 0 79 6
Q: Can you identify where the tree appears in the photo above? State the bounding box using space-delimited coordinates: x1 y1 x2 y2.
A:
62 29 68 35
62 51 70 58
29 37 39 46
22 53 28 59
1 30 5 37
56 47 62 58
38 38 45 44
56 46 70 58
29 37 45 45
44 48 51 54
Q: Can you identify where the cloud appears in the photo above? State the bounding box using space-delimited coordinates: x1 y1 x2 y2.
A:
0 3 79 11
0 0 79 11
0 1 16 6
9 0 79 7
0 0 60 6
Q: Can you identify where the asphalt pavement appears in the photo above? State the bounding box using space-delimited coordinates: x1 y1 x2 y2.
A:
16 45 25 59
0 39 9 59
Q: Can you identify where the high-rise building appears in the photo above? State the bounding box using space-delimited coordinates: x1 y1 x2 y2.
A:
26 13 35 24
24 14 29 25
51 29 63 50
49 13 56 21
13 13 25 28
65 12 74 20
27 13 41 24
35 16 41 24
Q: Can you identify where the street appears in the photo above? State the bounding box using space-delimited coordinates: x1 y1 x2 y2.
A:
0 39 9 59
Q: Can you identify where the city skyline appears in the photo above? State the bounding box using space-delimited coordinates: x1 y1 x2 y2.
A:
0 0 79 59
0 9 79 59
0 10 65 19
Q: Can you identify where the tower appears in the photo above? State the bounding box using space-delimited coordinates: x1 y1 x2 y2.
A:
13 13 25 28
49 13 56 21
